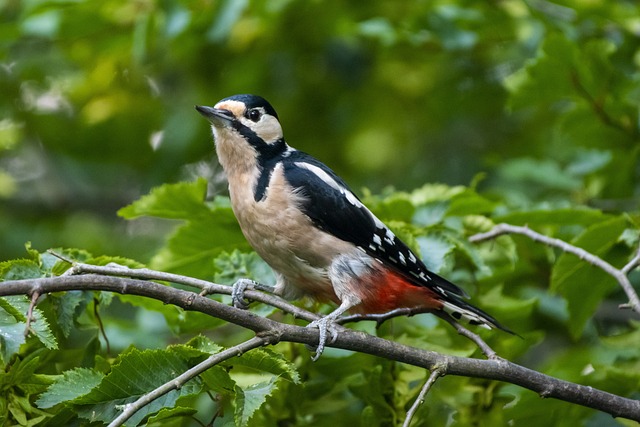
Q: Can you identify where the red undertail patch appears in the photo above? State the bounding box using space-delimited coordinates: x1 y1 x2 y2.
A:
353 266 444 314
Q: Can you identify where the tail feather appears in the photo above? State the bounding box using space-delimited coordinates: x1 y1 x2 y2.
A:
441 297 515 335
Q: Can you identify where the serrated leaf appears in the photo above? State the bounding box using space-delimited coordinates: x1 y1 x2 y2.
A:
550 216 628 338
226 348 300 384
0 296 57 356
73 346 203 425
185 335 223 354
234 377 278 427
51 291 84 338
36 368 105 409
213 250 276 286
118 178 210 220
0 322 25 363
0 259 43 281
23 242 40 263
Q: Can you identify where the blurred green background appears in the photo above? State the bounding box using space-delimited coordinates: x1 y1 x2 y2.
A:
1 0 639 262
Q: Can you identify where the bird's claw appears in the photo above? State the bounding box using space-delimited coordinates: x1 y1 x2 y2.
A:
231 279 257 309
307 317 340 361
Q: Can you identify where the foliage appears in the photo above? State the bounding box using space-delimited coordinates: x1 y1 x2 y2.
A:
1 0 640 426
1 179 639 425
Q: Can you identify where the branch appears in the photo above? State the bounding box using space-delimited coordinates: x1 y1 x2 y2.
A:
1 275 639 421
403 369 442 427
469 223 640 313
340 308 498 359
62 261 318 322
108 336 269 427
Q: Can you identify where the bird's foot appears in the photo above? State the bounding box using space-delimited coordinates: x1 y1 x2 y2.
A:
231 279 258 309
307 316 341 361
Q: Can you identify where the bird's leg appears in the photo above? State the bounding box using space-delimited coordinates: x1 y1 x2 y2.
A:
306 253 366 360
306 296 358 361
231 279 275 309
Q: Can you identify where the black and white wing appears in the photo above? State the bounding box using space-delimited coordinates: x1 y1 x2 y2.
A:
281 150 468 299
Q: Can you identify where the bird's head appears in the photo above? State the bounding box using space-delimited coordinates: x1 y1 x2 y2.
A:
196 94 285 174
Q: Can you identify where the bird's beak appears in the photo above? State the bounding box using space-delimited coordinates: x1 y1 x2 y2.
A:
195 105 235 126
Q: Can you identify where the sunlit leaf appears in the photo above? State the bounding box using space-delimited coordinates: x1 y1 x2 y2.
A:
37 368 104 409
234 377 278 427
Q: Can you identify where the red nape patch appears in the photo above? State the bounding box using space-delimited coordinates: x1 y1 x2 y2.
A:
353 267 444 314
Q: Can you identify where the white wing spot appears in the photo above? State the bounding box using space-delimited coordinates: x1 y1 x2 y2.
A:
372 234 382 246
398 252 406 265
384 228 395 244
408 252 417 263
295 161 363 207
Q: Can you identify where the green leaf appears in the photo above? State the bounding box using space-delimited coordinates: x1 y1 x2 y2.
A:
550 216 628 338
227 348 300 384
36 368 105 409
0 296 57 362
497 158 581 192
0 259 43 281
234 377 278 427
51 292 84 338
146 406 198 425
447 189 497 216
185 335 224 354
213 250 276 286
73 346 203 425
416 235 455 273
506 33 577 109
348 365 395 425
150 207 247 277
495 208 608 227
118 178 210 220
201 365 236 395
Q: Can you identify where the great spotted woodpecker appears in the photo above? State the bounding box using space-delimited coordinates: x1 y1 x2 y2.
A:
196 94 511 359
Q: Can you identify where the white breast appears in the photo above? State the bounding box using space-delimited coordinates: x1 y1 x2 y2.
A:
227 163 356 302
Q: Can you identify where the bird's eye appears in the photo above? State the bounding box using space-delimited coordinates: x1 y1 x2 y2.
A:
246 109 261 122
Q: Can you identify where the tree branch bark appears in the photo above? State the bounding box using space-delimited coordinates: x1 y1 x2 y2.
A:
469 223 640 313
1 274 638 421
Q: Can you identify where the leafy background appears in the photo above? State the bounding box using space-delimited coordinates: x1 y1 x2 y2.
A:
1 0 640 426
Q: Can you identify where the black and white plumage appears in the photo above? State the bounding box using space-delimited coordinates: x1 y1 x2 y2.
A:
196 94 512 358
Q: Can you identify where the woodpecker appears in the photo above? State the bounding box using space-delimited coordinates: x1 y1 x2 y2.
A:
196 94 512 359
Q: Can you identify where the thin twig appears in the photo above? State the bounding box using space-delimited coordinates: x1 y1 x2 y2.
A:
107 336 269 427
59 260 318 322
621 243 640 275
24 291 40 337
432 311 498 359
470 223 640 314
403 369 443 427
340 308 500 359
93 297 110 355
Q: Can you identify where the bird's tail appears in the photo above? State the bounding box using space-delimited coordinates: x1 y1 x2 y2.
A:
440 297 515 335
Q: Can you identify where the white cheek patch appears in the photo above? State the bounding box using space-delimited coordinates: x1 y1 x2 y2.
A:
255 115 283 143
